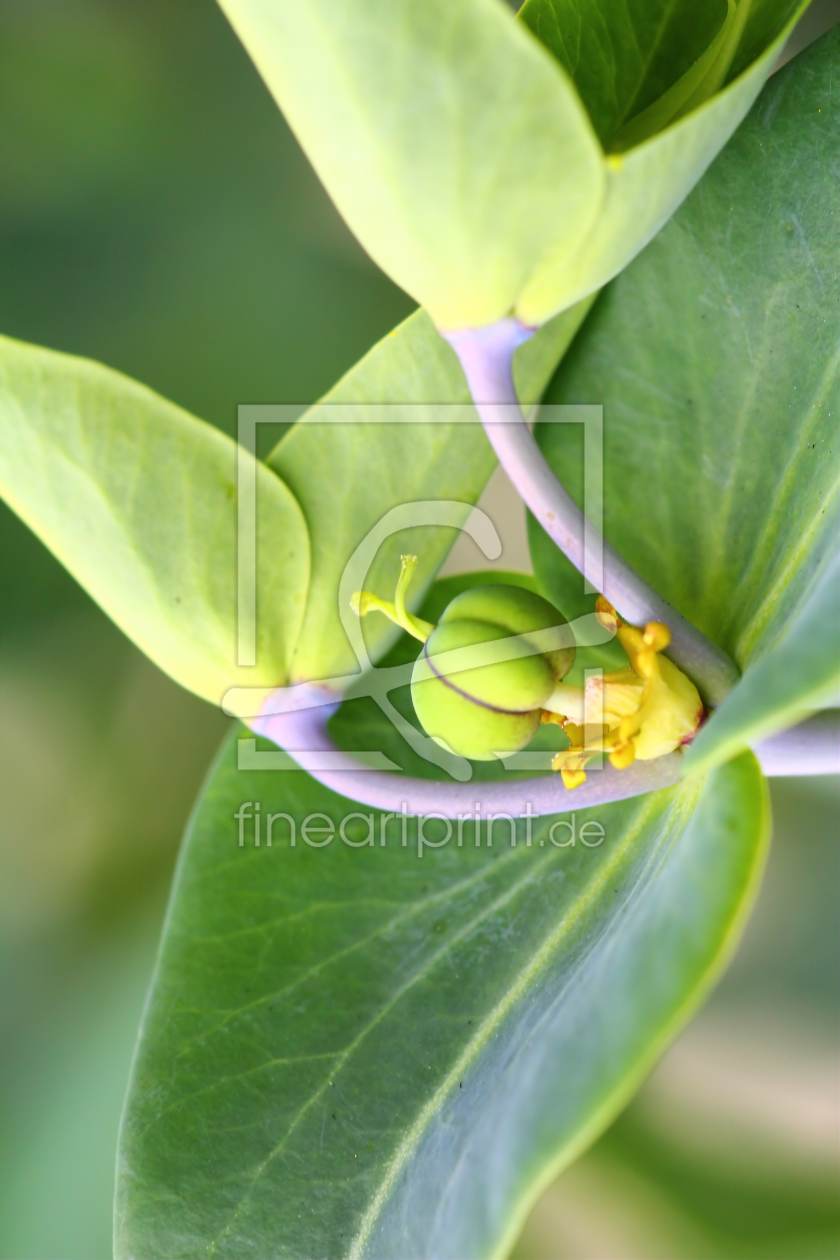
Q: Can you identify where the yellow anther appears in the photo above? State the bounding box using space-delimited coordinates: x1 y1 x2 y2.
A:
609 742 636 770
643 622 671 652
560 768 587 790
551 593 703 785
635 647 657 678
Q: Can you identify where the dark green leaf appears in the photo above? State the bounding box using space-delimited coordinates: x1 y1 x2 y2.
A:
729 0 803 80
688 550 840 773
519 0 729 146
516 0 809 324
531 30 840 763
115 600 767 1257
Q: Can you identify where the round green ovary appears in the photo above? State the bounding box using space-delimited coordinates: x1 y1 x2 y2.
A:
440 585 574 681
411 615 556 761
412 675 542 761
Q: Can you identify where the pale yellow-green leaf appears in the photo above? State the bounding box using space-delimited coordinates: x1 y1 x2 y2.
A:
269 300 593 684
0 335 310 704
216 0 604 329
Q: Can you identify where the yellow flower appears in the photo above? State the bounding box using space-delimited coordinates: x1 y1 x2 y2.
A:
547 597 704 789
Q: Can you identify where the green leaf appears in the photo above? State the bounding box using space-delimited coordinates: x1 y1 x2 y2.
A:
115 695 767 1258
518 0 805 153
268 302 592 686
687 550 840 774
516 1 809 324
0 335 310 704
518 0 730 147
530 31 840 763
216 0 604 329
729 0 805 80
218 0 805 330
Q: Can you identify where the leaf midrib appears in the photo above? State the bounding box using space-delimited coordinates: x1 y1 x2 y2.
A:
198 790 677 1255
347 787 685 1259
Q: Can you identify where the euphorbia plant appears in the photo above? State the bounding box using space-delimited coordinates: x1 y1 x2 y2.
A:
0 1 836 1257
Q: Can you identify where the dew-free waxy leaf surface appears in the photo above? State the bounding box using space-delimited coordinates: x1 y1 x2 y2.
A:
531 30 840 766
0 335 310 703
216 0 604 328
115 671 767 1258
268 301 592 686
217 0 806 329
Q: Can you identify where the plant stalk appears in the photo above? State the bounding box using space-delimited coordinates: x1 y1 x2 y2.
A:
252 692 839 818
443 317 741 709
251 317 838 816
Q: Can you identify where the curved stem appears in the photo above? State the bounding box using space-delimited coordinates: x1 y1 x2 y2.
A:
251 684 684 815
251 692 839 819
443 318 741 708
250 318 838 819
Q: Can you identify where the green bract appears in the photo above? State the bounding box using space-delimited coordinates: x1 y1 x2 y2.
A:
411 585 574 760
217 0 806 328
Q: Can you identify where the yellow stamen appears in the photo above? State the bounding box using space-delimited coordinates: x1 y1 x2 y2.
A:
643 621 671 652
609 742 636 770
560 768 587 790
552 596 703 784
595 595 620 635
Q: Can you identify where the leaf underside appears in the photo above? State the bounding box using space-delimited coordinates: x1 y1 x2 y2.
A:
215 0 603 327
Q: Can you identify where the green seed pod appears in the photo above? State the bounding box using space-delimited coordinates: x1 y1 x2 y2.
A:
411 584 574 761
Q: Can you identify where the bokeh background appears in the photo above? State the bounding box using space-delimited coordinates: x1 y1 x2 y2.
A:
0 2 836 1256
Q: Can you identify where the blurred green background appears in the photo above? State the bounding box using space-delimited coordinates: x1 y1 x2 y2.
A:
0 2 836 1257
